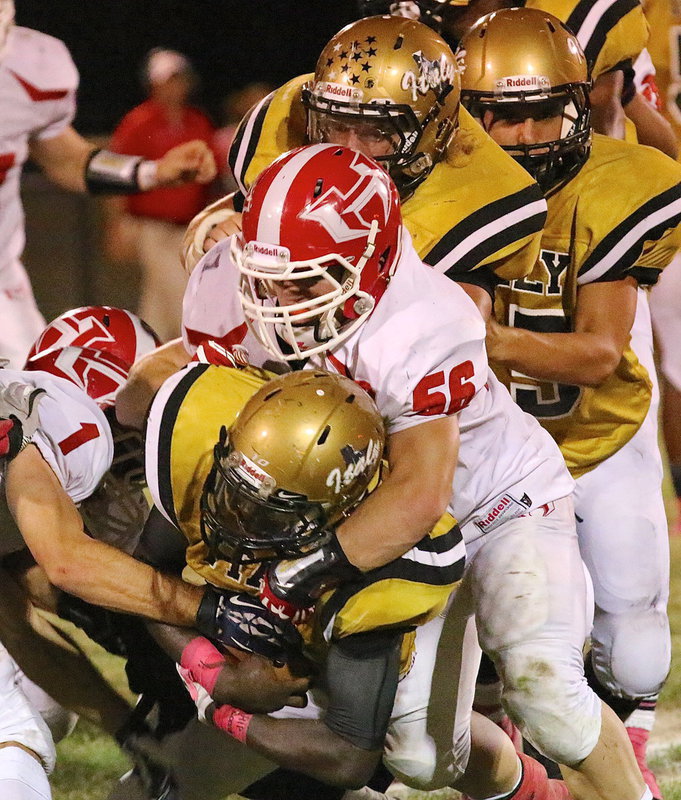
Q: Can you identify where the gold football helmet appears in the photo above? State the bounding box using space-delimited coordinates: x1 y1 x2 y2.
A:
200 370 385 565
303 15 460 195
458 7 591 195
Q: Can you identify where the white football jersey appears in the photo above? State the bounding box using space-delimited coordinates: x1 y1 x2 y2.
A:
0 368 112 556
0 27 78 279
183 233 574 540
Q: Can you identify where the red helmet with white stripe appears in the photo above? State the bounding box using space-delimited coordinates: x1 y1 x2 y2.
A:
233 143 403 360
24 346 131 409
26 306 159 368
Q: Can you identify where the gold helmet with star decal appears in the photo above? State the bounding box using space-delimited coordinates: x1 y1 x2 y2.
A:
303 15 460 195
200 369 385 565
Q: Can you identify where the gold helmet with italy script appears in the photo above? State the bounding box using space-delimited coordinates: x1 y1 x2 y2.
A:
200 369 385 565
303 15 460 195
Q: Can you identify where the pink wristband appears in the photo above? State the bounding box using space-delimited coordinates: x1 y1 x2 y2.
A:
180 636 226 695
212 704 253 743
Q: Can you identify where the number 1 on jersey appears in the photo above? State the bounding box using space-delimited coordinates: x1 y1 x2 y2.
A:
58 422 100 455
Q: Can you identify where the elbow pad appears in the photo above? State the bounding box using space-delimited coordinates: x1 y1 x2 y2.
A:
84 149 157 194
324 630 402 750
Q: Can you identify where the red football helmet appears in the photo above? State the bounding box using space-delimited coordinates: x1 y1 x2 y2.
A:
26 306 159 368
25 346 130 409
233 143 403 360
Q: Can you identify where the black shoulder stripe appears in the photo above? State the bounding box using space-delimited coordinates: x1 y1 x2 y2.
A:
373 556 465 586
628 266 660 286
444 211 546 277
156 364 210 529
579 182 681 283
227 92 274 192
566 0 639 71
316 531 465 635
413 523 463 553
424 183 546 274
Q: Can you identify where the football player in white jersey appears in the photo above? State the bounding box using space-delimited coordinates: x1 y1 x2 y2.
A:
125 143 647 800
0 0 215 368
0 308 307 799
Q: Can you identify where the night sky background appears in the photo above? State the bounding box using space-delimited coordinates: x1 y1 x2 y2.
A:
14 1 359 134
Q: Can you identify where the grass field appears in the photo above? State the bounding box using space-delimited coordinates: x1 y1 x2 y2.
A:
49 535 681 800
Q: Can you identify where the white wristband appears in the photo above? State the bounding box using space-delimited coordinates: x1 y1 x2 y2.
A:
136 160 159 191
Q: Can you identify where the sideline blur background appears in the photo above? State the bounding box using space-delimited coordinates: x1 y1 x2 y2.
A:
15 0 356 322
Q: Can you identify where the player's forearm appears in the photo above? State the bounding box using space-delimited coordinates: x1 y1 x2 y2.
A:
335 420 457 571
487 324 622 387
212 712 379 788
625 93 679 159
589 71 626 139
49 537 203 625
335 476 446 571
29 129 95 192
116 338 191 429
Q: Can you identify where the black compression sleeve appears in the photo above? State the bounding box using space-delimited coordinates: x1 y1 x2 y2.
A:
324 629 402 750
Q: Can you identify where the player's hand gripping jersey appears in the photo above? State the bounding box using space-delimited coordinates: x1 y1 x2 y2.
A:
493 134 681 477
525 0 649 80
144 362 465 668
228 73 546 284
0 26 78 277
0 368 112 557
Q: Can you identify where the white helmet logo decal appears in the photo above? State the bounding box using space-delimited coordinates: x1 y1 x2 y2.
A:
299 152 388 243
45 317 117 352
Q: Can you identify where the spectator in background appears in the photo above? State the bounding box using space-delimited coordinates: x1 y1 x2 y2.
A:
213 82 273 193
104 48 218 341
0 0 215 370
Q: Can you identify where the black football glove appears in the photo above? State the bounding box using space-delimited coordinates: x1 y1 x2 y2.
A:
260 531 362 621
195 588 302 664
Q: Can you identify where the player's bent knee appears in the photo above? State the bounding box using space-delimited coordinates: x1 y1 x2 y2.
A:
592 608 671 698
385 727 470 791
500 649 601 766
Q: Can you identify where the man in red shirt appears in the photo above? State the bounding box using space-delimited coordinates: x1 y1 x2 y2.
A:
105 48 218 341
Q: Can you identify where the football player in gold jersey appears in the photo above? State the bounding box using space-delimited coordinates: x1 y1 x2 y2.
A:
459 9 681 798
357 0 648 137
639 0 681 543
142 359 575 800
182 14 547 320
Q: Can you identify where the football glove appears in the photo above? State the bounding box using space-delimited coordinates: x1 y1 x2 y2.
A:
261 531 362 621
0 382 45 459
195 588 302 664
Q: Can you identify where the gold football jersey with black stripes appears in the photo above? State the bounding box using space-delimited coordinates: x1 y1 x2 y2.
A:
146 362 464 657
526 0 648 79
146 362 274 592
493 134 681 477
307 512 463 671
228 73 546 282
